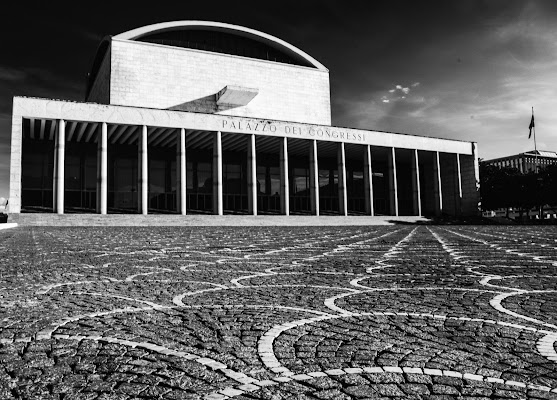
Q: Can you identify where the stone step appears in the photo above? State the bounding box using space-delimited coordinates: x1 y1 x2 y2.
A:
8 213 431 227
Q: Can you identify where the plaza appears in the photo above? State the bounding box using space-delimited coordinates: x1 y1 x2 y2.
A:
1 225 556 399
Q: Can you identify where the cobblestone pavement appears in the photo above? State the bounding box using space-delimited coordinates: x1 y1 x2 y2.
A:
1 225 557 399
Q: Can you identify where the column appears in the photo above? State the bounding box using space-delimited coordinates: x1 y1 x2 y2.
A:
454 153 462 216
387 147 398 216
279 136 289 215
138 125 148 215
95 125 100 213
213 131 223 215
472 142 480 195
433 151 442 216
247 134 257 215
265 167 271 195
363 145 374 216
53 123 58 212
309 140 319 216
96 122 108 214
177 128 186 215
411 149 422 216
338 142 348 216
55 119 65 214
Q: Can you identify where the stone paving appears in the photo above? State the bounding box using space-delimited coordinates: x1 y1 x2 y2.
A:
0 225 557 399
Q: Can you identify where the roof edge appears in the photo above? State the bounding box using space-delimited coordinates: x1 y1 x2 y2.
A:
113 20 328 71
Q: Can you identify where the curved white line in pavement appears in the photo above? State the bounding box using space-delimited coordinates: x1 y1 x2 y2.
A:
258 314 335 376
216 257 246 265
72 291 166 309
350 273 483 290
69 319 551 400
125 268 172 281
174 283 359 307
222 313 557 400
366 228 417 274
36 280 113 295
173 280 358 304
323 286 502 315
324 291 361 314
478 276 526 292
222 367 555 399
427 227 467 261
347 229 417 290
179 263 201 270
207 366 556 400
429 227 535 293
349 277 370 289
490 291 557 331
32 303 337 390
256 310 550 382
267 305 332 316
50 333 259 386
229 267 289 287
172 282 229 306
77 262 111 269
196 284 360 292
537 333 557 363
35 304 174 341
37 267 175 294
244 233 343 259
230 273 274 287
444 228 557 267
460 228 557 251
466 266 490 276
231 272 303 287
296 229 405 265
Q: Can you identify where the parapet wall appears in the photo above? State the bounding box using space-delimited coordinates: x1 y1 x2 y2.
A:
108 39 331 125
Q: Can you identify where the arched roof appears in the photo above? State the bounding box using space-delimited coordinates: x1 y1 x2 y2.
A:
113 21 327 71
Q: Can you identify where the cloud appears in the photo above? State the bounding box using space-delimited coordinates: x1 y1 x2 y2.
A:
381 83 418 104
0 67 27 82
333 2 557 159
0 65 82 115
333 95 391 129
0 65 84 197
78 29 104 43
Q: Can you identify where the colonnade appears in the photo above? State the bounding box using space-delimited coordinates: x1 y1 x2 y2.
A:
52 120 464 216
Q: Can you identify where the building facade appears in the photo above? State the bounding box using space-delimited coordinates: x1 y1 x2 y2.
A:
9 21 480 217
483 150 557 173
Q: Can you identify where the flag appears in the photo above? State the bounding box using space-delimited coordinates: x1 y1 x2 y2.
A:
529 114 535 139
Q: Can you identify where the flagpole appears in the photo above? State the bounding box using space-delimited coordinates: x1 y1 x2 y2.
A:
533 106 538 172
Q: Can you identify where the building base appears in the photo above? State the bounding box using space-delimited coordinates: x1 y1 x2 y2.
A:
9 213 431 227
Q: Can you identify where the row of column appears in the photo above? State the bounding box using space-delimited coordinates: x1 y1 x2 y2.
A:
52 120 462 216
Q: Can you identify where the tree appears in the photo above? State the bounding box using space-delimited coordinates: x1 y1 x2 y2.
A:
480 164 521 212
480 162 557 219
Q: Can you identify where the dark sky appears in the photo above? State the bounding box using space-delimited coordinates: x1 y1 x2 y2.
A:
1 0 557 197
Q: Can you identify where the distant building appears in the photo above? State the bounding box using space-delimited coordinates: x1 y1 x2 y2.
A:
483 150 557 173
8 21 480 217
482 150 557 221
